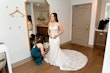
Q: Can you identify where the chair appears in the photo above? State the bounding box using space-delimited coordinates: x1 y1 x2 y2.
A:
0 52 6 73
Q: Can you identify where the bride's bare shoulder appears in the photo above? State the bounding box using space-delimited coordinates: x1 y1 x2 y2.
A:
49 22 52 26
48 22 51 26
56 22 61 26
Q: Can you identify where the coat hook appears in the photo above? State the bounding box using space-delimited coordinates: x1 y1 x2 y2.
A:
18 26 21 29
9 27 12 30
16 7 18 9
6 6 8 8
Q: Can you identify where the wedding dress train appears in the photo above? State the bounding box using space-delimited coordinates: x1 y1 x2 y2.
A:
44 26 88 71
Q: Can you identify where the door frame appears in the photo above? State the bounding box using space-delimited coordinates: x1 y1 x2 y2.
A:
71 3 92 47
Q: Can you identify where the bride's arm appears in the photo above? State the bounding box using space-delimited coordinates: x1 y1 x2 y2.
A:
48 23 52 38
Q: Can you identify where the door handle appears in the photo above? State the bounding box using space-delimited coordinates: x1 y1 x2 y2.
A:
85 24 89 31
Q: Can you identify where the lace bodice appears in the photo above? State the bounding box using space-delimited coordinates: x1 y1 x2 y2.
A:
49 26 58 36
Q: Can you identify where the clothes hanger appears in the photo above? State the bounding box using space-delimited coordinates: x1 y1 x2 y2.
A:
9 7 25 17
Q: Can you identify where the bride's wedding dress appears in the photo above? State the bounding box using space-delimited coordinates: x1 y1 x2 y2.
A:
44 26 88 71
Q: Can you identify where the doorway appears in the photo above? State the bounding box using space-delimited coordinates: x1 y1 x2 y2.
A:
72 3 92 47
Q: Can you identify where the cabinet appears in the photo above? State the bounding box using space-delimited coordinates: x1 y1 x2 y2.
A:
36 25 49 42
37 25 48 36
94 31 107 48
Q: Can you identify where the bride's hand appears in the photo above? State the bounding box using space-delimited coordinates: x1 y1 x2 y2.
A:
49 35 53 38
53 35 58 39
50 34 55 38
50 34 58 39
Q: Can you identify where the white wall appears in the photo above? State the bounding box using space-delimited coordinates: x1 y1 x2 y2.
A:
71 0 98 46
47 0 72 44
102 22 110 73
26 3 31 15
30 3 36 34
71 0 92 5
100 0 110 19
0 0 30 64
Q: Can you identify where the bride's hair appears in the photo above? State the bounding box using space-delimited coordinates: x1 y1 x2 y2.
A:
51 13 58 22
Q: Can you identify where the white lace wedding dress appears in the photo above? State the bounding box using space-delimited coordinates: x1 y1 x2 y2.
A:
44 26 88 71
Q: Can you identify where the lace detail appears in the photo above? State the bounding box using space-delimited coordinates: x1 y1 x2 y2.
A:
49 26 58 37
44 26 88 71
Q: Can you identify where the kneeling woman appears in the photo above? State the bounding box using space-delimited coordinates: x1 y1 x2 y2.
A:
30 34 46 66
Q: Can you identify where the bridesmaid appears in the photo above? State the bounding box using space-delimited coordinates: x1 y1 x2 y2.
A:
30 34 46 66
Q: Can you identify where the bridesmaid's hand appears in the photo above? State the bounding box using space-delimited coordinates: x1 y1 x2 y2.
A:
41 51 46 57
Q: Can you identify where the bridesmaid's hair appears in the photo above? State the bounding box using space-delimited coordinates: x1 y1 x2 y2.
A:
30 34 45 44
30 34 35 42
51 13 59 22
30 34 35 47
37 36 45 44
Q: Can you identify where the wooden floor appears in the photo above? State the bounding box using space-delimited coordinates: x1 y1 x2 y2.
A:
13 43 105 73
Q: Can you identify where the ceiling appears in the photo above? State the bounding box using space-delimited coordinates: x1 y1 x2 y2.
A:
27 0 46 3
33 3 48 7
27 0 48 7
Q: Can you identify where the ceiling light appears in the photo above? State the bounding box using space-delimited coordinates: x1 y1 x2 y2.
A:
37 4 40 6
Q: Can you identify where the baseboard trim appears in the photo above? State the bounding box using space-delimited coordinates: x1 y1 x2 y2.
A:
88 45 93 49
12 57 32 68
71 41 94 49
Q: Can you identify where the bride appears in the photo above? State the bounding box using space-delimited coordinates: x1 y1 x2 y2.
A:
44 13 88 71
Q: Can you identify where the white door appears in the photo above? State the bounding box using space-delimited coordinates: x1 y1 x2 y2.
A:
72 3 92 47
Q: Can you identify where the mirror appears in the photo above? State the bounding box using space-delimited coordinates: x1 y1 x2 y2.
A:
34 3 49 25
104 3 110 31
105 3 110 19
25 0 49 49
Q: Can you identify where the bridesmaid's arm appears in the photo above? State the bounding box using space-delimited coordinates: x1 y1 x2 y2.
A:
39 44 46 57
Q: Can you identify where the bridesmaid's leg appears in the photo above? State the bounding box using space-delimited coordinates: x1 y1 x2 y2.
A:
35 56 43 66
